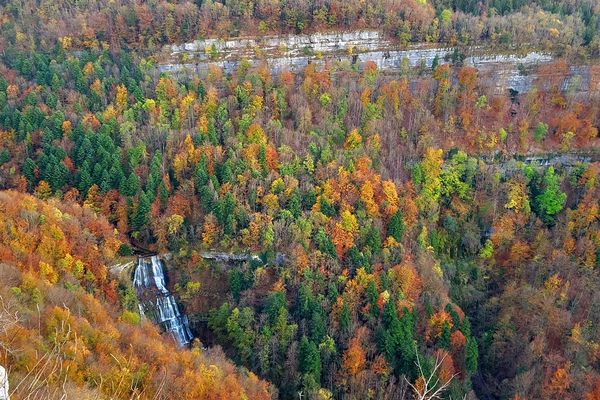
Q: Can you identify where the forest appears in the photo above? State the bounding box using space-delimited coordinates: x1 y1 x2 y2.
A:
0 0 599 399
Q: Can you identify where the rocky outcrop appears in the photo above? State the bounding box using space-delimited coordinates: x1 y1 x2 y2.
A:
198 251 262 263
157 30 591 94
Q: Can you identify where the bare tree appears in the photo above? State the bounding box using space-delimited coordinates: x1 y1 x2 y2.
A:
405 347 458 400
0 295 21 356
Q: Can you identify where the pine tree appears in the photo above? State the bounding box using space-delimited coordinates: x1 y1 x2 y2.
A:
287 191 302 218
299 336 321 382
387 210 405 241
132 192 150 231
100 170 111 192
366 280 379 317
48 158 67 191
120 172 140 197
339 302 351 334
316 228 337 259
0 148 9 165
310 310 326 343
364 225 382 256
383 301 415 375
439 321 452 349
298 283 314 319
197 80 206 101
78 162 93 195
465 337 479 374
194 156 209 188
22 157 37 189
229 270 244 302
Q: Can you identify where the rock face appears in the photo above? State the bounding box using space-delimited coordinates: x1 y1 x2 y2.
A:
0 365 8 400
156 29 594 94
133 256 193 346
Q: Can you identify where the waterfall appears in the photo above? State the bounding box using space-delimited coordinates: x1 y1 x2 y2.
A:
133 256 193 346
0 365 8 400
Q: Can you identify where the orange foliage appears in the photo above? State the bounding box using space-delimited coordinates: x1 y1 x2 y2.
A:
585 378 600 400
426 311 453 342
331 222 354 259
390 258 422 304
451 330 466 351
371 355 389 376
547 364 572 396
0 190 273 399
436 349 457 383
342 328 367 377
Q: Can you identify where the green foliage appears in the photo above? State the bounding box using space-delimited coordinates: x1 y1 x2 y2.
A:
475 95 488 109
534 122 549 142
316 228 337 258
1 23 598 400
499 128 508 142
479 239 494 259
387 211 405 242
339 302 351 334
0 149 10 166
119 284 138 311
131 192 151 232
440 9 453 24
226 307 256 363
465 337 478 374
535 166 566 223
299 336 321 382
117 244 133 256
319 93 331 107
121 310 141 325
381 301 416 376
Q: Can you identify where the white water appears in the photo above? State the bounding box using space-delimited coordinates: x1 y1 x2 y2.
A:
133 256 193 346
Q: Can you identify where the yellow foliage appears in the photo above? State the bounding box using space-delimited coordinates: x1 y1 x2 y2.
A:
60 36 72 50
90 79 103 95
427 311 453 341
184 134 195 159
505 180 531 215
115 84 128 112
247 123 267 145
262 193 279 213
339 209 359 234
103 105 117 121
62 120 72 135
83 62 94 76
35 180 52 200
198 114 209 134
344 129 362 150
39 261 59 284
202 215 219 247
166 214 185 235
360 180 380 218
382 179 399 216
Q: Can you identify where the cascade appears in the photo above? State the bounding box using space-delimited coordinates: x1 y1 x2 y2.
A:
133 256 193 346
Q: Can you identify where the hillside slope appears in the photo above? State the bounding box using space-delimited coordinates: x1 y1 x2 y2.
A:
0 190 273 400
